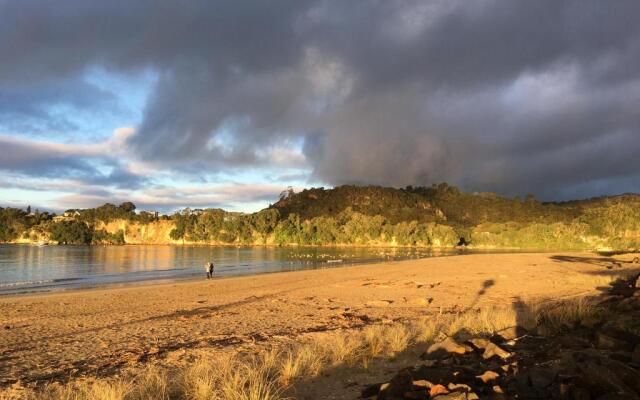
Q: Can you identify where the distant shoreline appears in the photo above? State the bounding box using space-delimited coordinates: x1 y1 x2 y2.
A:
1 241 609 252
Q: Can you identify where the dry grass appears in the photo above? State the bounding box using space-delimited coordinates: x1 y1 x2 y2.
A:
534 298 604 333
3 297 605 400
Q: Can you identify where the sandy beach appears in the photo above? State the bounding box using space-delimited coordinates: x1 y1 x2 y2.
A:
1 251 637 388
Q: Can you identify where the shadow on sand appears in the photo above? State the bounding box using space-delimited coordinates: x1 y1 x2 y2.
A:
290 257 640 399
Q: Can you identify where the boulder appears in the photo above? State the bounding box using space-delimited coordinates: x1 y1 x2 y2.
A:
494 326 528 341
580 314 602 329
486 344 511 359
527 368 556 388
468 339 511 360
616 297 640 312
448 383 473 392
432 392 475 400
377 368 414 400
430 384 449 397
632 344 640 365
476 370 500 384
570 386 591 400
595 394 639 400
412 380 433 390
577 360 638 398
423 337 473 359
596 328 638 352
361 383 384 398
402 390 428 399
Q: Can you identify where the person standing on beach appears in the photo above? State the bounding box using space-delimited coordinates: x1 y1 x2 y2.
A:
205 261 214 279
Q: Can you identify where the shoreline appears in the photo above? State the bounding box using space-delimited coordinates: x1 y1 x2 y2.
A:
3 240 612 251
0 247 589 298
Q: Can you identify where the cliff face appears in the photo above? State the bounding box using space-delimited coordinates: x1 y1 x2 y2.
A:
99 220 181 245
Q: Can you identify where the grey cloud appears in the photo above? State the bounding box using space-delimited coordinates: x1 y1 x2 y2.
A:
1 0 640 200
0 73 119 135
0 136 148 189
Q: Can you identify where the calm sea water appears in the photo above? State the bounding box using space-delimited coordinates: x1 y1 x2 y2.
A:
0 244 471 295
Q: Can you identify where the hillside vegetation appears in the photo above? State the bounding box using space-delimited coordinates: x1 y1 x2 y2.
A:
1 184 639 250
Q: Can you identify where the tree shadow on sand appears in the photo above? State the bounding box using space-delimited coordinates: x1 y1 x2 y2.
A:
550 254 640 269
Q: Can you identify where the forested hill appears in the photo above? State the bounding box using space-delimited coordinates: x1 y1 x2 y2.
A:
270 184 586 226
2 184 640 250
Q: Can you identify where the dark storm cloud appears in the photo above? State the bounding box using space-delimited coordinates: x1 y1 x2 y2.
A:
2 0 640 199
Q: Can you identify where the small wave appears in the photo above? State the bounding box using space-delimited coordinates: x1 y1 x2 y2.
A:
0 279 55 288
0 277 81 288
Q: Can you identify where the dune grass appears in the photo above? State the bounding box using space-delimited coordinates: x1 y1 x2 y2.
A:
2 297 605 400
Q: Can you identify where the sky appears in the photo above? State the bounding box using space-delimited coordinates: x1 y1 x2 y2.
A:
1 0 639 213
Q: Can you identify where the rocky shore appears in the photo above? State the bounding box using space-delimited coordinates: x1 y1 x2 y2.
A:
364 272 640 400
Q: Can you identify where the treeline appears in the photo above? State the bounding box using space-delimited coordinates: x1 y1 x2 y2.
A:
168 207 459 246
0 203 135 244
0 207 54 242
1 184 640 249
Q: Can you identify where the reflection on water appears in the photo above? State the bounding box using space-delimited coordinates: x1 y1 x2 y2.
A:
0 244 465 295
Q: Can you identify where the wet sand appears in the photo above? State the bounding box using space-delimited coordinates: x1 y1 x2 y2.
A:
1 251 637 387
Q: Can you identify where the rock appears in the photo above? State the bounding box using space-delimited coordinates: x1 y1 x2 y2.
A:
609 286 636 297
484 344 511 360
630 272 640 287
448 383 472 392
361 383 383 398
632 344 640 364
570 386 591 400
423 337 473 359
432 392 472 400
476 370 500 384
377 368 414 400
558 334 593 350
413 365 457 386
580 314 602 329
412 380 433 389
603 358 640 393
577 360 638 398
494 326 528 341
528 368 555 388
402 390 428 399
468 338 511 360
468 338 491 349
421 359 438 367
616 297 640 312
595 394 639 400
430 384 449 397
596 328 638 352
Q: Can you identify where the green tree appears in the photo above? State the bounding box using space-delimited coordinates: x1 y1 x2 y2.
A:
49 220 93 245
